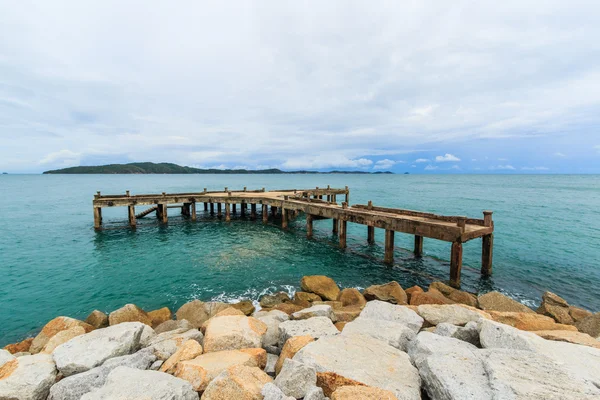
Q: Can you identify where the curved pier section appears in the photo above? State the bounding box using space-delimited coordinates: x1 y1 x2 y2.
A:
92 186 494 287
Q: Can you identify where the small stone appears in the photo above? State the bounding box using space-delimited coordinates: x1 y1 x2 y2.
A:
359 300 424 333
363 281 407 304
291 305 334 321
85 310 108 329
331 386 399 400
575 312 600 338
410 288 454 306
262 382 295 400
231 300 256 316
569 306 592 322
160 339 203 374
203 315 267 353
3 338 33 354
488 310 577 331
41 326 86 354
108 304 152 326
316 371 366 398
477 291 534 313
269 303 305 315
334 322 347 331
404 286 423 303
150 360 163 370
0 354 57 400
260 292 292 308
275 335 315 375
337 288 366 308
274 358 316 398
294 291 322 304
304 385 327 400
342 317 415 351
300 275 340 301
147 307 172 328
201 365 272 400
30 316 94 354
433 321 481 346
154 319 193 334
265 353 278 376
278 317 339 348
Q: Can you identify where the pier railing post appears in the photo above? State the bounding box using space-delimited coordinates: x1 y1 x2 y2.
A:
450 242 463 288
306 214 313 238
414 235 423 257
262 204 268 223
128 205 136 228
384 230 395 263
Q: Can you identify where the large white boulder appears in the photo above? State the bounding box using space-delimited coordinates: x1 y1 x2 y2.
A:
291 305 335 321
203 316 267 353
278 317 339 347
144 328 203 360
359 301 423 333
342 317 415 351
417 304 489 326
407 331 479 369
274 358 317 398
0 353 57 400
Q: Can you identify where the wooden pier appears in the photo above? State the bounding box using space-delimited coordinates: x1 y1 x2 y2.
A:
93 187 494 287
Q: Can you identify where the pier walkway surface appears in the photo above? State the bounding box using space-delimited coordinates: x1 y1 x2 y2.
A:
93 187 494 287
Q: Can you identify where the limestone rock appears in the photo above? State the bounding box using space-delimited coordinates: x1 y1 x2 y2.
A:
48 348 156 400
108 303 152 326
139 324 157 347
262 382 295 400
240 348 267 369
253 309 289 322
434 321 480 346
3 338 33 354
417 304 490 326
174 349 263 391
294 334 421 400
203 316 267 353
160 339 203 374
155 319 193 334
0 353 57 400
300 275 340 301
268 303 305 315
477 291 534 313
404 286 423 303
407 331 479 369
80 366 197 400
331 386 399 400
337 288 366 308
533 330 600 349
316 371 366 397
175 300 228 329
231 300 256 316
536 291 574 325
278 317 338 348
363 281 407 304
200 307 246 333
291 305 334 321
275 335 315 375
53 322 146 376
274 358 316 398
0 349 14 366
30 316 94 354
312 300 343 309
488 310 577 331
332 306 362 323
359 300 424 334
294 291 322 304
265 353 277 376
201 365 272 399
85 310 108 329
146 328 203 360
334 322 347 331
41 326 86 354
304 385 327 400
409 288 454 306
150 360 163 370
570 306 593 322
260 292 292 308
256 314 284 349
342 317 415 351
428 282 478 307
576 312 600 338
428 281 455 297
147 307 173 328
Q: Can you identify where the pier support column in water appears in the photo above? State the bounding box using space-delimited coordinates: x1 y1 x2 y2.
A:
367 226 375 244
306 214 313 238
93 207 102 230
128 205 136 228
232 203 237 214
204 202 208 211
339 219 347 248
251 203 257 219
482 234 494 276
282 208 288 229
262 205 268 223
157 204 168 223
414 235 423 257
450 242 463 288
217 203 222 218
225 203 231 222
384 229 394 263
191 202 197 221
271 206 277 217
210 202 214 215
332 218 338 234
241 202 246 217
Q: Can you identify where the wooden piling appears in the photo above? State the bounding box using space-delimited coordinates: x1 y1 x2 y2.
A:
233 203 237 214
271 206 277 217
384 229 394 263
450 242 463 288
159 204 168 223
94 207 102 229
282 208 288 229
306 214 313 238
204 202 208 211
482 234 493 276
339 219 347 248
332 218 338 234
414 235 423 257
241 202 246 217
262 204 268 223
217 203 222 218
210 202 214 215
251 203 257 219
191 202 197 221
225 203 231 222
128 205 136 228
367 226 375 244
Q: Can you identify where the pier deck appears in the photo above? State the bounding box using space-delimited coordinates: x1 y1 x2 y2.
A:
93 186 494 287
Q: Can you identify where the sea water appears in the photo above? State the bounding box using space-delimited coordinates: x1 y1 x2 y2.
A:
1 174 599 345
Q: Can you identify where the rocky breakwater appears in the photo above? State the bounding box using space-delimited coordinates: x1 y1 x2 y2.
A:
2 276 600 399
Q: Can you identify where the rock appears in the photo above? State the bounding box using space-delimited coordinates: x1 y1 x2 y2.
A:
477 318 541 352
304 385 327 400
262 382 295 400
175 300 229 329
48 348 156 400
30 316 94 354
362 281 407 304
0 354 57 400
256 313 285 350
342 317 415 351
312 300 343 309
154 319 193 334
201 365 272 399
260 292 292 308
409 288 454 306
331 386 399 400
253 309 289 322
334 322 347 331
203 316 267 353
477 291 534 313
3 338 33 354
139 324 156 347
294 291 322 304
41 326 86 354
294 334 421 399
268 303 305 315
570 306 593 322
536 291 574 325
291 305 334 321
80 366 197 400
200 308 246 333
108 303 152 326
240 348 267 369
278 317 339 348
407 331 479 369
231 300 256 316
85 310 108 329
332 306 362 323
359 300 424 334
533 330 600 349
13 352 31 358
274 358 316 398
174 348 264 391
265 353 278 376
300 275 340 301
275 335 315 375
428 282 478 306
417 304 490 326
433 321 480 346
146 328 204 360
488 310 577 331
160 339 203 374
1 349 15 366
150 360 163 370
337 288 366 308
428 281 455 297
147 307 173 328
576 312 600 338
53 322 146 376
404 286 423 303
317 371 366 397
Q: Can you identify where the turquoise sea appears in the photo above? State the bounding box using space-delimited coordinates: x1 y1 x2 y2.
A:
1 174 599 346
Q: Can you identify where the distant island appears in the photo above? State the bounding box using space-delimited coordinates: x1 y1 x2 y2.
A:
43 162 393 175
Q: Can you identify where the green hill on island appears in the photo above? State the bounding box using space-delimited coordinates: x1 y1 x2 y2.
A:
43 162 393 175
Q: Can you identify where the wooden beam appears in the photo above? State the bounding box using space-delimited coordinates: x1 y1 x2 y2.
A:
414 235 423 257
482 234 493 276
191 202 196 221
339 219 347 248
450 242 463 288
225 203 231 222
94 207 102 230
251 203 257 219
262 204 268 223
306 214 313 238
367 226 375 244
384 229 394 263
282 208 288 229
128 205 136 228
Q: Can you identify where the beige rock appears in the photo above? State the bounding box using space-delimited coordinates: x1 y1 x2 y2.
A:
478 292 534 313
448 291 478 307
41 326 85 354
259 292 292 308
489 311 577 331
410 289 454 306
404 286 423 303
334 322 347 332
570 306 593 323
85 310 109 329
533 330 600 349
30 316 94 354
300 275 340 301
109 304 152 326
363 281 407 305
536 292 574 325
332 385 399 400
147 307 172 328
175 300 229 329
295 291 322 304
429 281 455 297
275 335 314 375
313 301 343 310
160 339 203 374
200 308 246 334
317 372 366 397
203 316 267 353
230 300 255 316
576 313 600 338
417 304 490 326
239 348 267 370
201 365 272 400
333 306 362 323
3 338 33 354
154 319 193 334
337 288 366 308
266 303 305 315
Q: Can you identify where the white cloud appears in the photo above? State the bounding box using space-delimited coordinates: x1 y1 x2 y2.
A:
449 165 461 170
435 154 461 162
281 155 372 170
521 166 549 170
424 165 438 171
415 158 430 163
489 165 516 170
554 152 566 157
498 158 509 161
373 159 397 170
39 150 81 166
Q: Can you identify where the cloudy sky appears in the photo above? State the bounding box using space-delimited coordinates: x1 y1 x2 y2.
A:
1 1 599 173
